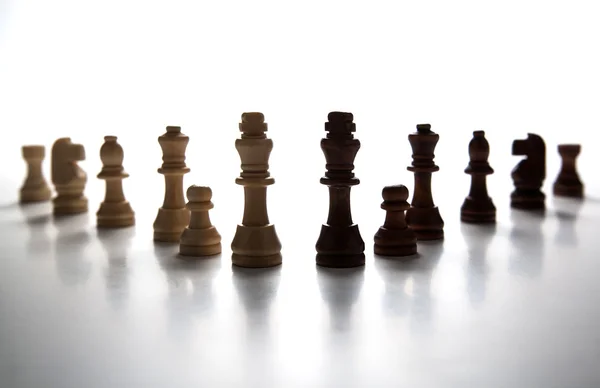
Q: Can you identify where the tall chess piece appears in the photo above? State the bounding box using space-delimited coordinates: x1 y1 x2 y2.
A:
20 145 52 203
405 124 444 240
315 112 365 268
96 136 135 227
231 113 282 268
511 133 546 210
374 184 418 257
51 137 87 215
553 144 583 198
153 126 191 242
461 131 496 223
179 185 222 257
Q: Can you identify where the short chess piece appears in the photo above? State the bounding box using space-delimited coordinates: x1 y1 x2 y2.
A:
231 112 282 268
179 185 222 257
96 136 135 227
153 126 191 242
405 124 444 240
374 185 418 257
51 138 88 215
553 144 583 198
511 133 546 210
461 131 496 223
20 145 52 203
315 112 365 268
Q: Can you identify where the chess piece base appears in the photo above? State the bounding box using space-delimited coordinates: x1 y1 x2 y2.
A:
180 243 222 257
316 224 365 267
553 183 583 198
20 186 52 203
179 226 222 257
511 189 545 210
460 198 496 224
153 207 190 242
405 207 444 241
97 202 135 228
231 224 282 268
374 227 418 257
53 196 88 215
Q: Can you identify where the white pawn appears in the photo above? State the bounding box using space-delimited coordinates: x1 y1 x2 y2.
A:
179 185 221 257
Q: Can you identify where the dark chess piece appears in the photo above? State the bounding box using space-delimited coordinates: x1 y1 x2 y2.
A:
461 131 496 223
405 124 444 240
553 144 583 198
511 133 546 210
374 184 417 257
315 112 365 268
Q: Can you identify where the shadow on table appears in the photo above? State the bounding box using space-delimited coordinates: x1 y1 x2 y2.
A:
461 223 495 308
316 265 365 332
373 241 442 334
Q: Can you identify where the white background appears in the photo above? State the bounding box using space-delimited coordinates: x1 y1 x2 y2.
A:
1 1 600 387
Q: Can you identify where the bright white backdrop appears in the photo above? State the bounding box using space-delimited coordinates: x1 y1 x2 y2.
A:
2 2 600 387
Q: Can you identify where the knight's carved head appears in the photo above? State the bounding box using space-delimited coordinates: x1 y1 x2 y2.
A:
51 138 86 185
512 133 546 181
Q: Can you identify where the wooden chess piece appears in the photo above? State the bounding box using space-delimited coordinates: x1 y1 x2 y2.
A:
511 133 546 210
51 138 87 215
461 131 496 223
96 136 135 227
315 112 365 268
374 184 418 257
405 124 444 240
231 112 282 268
20 145 52 203
179 185 222 257
153 126 191 242
553 144 583 198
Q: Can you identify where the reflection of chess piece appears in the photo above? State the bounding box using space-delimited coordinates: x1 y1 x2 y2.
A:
553 198 582 246
232 266 281 385
231 113 282 268
316 267 364 331
509 210 545 278
51 138 87 215
23 209 52 257
511 134 546 210
153 126 191 242
405 124 444 240
461 131 496 223
553 144 584 198
179 186 221 257
155 241 221 342
461 224 494 307
97 228 135 310
97 136 135 227
374 184 417 257
20 145 52 203
53 214 92 286
316 112 365 268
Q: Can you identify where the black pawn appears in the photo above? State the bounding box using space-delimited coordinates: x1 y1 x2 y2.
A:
315 112 365 268
511 133 546 210
374 185 418 257
461 131 496 223
405 124 444 240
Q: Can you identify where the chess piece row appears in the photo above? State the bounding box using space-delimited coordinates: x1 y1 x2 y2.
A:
19 112 584 269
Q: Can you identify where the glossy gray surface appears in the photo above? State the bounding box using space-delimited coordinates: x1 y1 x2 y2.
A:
1 195 599 388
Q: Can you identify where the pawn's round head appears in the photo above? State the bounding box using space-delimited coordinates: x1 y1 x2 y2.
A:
382 184 409 202
187 185 212 203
